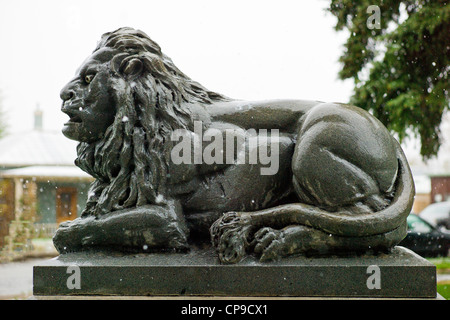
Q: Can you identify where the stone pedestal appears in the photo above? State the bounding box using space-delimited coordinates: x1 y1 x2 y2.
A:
33 246 436 298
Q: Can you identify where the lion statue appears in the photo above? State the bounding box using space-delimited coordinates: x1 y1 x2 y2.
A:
54 27 414 264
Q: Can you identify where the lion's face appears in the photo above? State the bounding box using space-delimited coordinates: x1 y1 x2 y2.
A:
60 48 118 143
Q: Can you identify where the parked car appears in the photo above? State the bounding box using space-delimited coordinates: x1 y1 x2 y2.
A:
399 213 450 257
419 201 450 230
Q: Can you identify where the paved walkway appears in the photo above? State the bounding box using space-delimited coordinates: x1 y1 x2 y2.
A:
0 257 55 299
438 273 450 283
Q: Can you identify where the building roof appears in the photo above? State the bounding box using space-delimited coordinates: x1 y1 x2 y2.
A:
0 165 93 181
0 129 93 180
0 130 78 167
0 166 93 181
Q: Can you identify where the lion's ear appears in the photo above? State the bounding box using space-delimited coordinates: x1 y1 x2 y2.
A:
121 57 144 79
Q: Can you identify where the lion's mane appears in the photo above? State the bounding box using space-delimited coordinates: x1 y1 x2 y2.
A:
76 27 229 217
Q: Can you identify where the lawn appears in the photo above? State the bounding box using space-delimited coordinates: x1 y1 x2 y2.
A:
427 257 450 300
437 284 449 300
427 257 450 270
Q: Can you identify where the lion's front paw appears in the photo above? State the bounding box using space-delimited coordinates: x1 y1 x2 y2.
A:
253 227 286 262
52 217 96 253
53 220 83 253
210 212 254 264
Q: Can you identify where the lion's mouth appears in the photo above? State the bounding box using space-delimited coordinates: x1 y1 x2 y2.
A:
62 100 84 125
65 114 82 125
70 115 82 123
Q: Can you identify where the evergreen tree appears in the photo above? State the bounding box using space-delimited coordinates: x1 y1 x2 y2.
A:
328 0 449 159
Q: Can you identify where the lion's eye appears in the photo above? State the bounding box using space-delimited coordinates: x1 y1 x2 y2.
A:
84 74 95 84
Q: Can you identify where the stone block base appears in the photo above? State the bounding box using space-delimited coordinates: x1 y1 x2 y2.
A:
33 246 436 298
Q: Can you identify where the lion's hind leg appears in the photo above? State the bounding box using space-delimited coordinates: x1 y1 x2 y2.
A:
210 205 407 263
252 222 407 261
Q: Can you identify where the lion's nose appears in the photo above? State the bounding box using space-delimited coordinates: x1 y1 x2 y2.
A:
60 84 75 102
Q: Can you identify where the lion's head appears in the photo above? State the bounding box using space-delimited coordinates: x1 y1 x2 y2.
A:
60 27 229 217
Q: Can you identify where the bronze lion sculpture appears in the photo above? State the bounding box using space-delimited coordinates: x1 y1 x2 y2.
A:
54 27 414 264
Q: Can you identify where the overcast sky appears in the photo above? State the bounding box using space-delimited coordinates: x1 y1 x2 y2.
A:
0 0 353 133
2 0 448 173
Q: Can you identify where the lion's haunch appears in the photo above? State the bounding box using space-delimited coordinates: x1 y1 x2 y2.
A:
292 103 398 210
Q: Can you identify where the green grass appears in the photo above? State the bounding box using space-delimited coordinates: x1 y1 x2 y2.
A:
437 284 450 300
427 257 450 300
427 257 450 270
